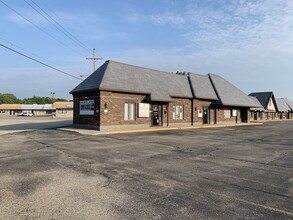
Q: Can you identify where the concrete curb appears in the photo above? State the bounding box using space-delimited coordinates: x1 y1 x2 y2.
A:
58 122 263 136
109 122 263 134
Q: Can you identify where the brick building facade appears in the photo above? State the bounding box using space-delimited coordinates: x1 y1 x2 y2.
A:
71 60 262 131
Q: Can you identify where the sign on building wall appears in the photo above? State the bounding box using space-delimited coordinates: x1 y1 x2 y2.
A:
80 100 94 115
197 106 203 118
138 103 149 117
232 109 237 117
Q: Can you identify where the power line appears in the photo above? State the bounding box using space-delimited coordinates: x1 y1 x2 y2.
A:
0 43 82 80
0 36 86 76
0 0 87 57
31 0 91 52
24 0 91 53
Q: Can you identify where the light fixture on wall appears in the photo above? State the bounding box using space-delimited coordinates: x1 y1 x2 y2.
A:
104 103 108 113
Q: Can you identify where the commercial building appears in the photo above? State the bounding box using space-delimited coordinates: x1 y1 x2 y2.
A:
70 60 260 131
0 104 22 115
52 102 73 118
0 102 73 117
249 92 293 121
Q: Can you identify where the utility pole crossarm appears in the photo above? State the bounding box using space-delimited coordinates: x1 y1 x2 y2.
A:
86 48 102 72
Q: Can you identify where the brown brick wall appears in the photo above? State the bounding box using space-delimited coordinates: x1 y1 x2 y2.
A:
100 91 149 126
214 107 243 124
73 90 258 129
193 100 214 124
168 98 192 125
72 91 100 127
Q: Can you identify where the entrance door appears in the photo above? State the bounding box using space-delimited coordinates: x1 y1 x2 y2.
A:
151 104 162 126
203 107 209 124
240 108 248 122
254 111 257 120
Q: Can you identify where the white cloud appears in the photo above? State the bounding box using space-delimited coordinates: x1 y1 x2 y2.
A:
151 12 186 26
147 0 293 52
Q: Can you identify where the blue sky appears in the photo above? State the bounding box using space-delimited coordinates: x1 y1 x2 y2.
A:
1 0 293 100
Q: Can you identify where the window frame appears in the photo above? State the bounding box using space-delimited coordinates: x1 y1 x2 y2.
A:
124 103 136 121
172 105 184 120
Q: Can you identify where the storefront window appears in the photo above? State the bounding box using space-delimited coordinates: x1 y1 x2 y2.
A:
173 105 183 119
124 103 135 120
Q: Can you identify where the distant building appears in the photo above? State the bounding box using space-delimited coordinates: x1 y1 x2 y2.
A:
0 104 22 115
275 98 291 119
0 102 73 117
249 92 278 120
52 102 73 118
249 92 293 120
22 104 53 116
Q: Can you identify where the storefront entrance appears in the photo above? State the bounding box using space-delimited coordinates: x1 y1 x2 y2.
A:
151 104 162 126
203 107 209 124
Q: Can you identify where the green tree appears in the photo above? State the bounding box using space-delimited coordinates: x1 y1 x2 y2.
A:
0 93 20 104
21 96 68 104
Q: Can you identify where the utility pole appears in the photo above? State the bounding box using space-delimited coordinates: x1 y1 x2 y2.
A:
50 92 55 99
86 48 102 72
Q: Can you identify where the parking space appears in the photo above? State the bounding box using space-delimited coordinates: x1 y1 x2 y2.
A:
0 121 292 219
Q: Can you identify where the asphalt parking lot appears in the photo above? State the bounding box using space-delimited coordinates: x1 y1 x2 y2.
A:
0 116 72 135
0 119 292 219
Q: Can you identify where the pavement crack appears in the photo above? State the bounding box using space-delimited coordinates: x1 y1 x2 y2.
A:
208 154 293 169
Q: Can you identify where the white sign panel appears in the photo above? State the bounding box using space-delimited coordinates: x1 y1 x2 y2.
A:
80 100 95 115
138 103 149 118
232 109 237 117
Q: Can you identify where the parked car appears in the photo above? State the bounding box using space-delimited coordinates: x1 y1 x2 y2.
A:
23 112 34 116
17 112 34 116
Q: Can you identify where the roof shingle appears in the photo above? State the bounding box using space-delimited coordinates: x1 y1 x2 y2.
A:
71 60 193 101
188 73 218 100
209 74 258 107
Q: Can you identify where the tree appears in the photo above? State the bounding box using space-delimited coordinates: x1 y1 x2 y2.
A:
0 93 68 104
175 71 187 76
21 96 68 104
0 93 20 104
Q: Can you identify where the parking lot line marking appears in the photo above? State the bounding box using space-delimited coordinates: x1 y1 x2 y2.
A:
210 191 293 217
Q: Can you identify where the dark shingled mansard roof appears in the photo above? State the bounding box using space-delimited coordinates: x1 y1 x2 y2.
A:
248 92 277 111
188 73 218 100
250 96 264 111
208 74 259 107
71 60 259 107
276 98 291 112
284 98 293 111
71 60 193 102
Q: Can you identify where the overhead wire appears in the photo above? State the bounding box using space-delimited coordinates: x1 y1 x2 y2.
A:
0 43 83 80
24 0 92 53
0 36 86 76
0 0 88 57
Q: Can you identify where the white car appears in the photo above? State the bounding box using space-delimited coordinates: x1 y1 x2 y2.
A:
23 112 34 116
17 112 34 116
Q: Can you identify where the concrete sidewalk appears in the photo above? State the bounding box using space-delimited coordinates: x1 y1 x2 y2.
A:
58 122 264 135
